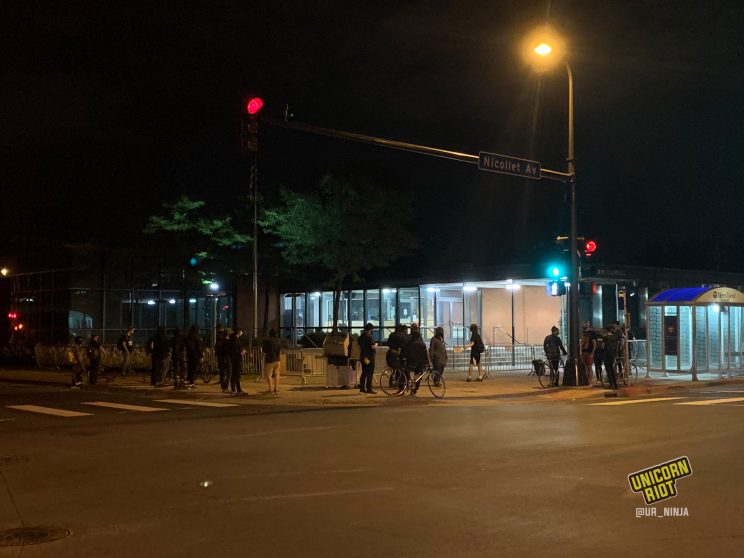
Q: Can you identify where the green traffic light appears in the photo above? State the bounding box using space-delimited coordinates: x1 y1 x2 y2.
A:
548 265 563 278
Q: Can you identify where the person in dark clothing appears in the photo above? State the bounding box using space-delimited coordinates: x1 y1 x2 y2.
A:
406 325 429 395
184 324 203 389
151 326 170 386
593 330 606 384
386 324 406 370
86 333 102 385
603 324 622 389
215 324 229 392
170 328 186 389
466 324 486 382
543 326 567 386
429 326 447 387
226 328 245 395
262 328 282 395
358 323 377 394
580 321 597 383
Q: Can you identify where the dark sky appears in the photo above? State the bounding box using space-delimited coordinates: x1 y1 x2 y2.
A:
2 0 744 276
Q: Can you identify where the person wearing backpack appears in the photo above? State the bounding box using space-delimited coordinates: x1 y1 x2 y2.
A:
543 326 567 387
466 323 486 382
86 333 102 385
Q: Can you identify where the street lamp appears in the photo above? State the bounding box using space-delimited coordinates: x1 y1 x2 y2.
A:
524 25 583 386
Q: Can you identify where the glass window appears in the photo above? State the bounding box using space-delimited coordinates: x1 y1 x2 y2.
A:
306 292 321 330
381 288 396 337
350 290 365 333
694 305 707 372
708 306 720 370
421 286 437 341
664 306 678 371
280 294 293 341
398 287 419 326
464 287 481 344
648 306 662 370
731 306 742 370
438 288 464 345
364 289 381 342
679 305 692 371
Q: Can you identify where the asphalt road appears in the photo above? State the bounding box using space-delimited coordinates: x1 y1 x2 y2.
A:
1 382 743 557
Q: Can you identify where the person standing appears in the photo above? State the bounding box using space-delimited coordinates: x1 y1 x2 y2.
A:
215 324 230 392
543 326 567 387
593 329 606 384
603 324 622 390
70 336 86 389
86 333 102 385
429 326 447 387
118 326 134 377
170 328 186 389
184 324 203 389
580 321 597 383
407 324 428 395
358 323 377 394
466 323 486 382
262 328 282 395
151 326 170 386
227 328 246 395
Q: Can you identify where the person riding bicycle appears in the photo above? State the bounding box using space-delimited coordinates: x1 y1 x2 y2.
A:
543 326 567 387
406 324 428 395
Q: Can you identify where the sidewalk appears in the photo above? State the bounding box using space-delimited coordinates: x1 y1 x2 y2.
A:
3 366 744 407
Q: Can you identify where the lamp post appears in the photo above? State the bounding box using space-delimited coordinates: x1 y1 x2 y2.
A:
524 27 584 386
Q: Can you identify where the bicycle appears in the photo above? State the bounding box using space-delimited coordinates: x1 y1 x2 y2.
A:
602 357 638 388
531 358 563 388
379 365 446 398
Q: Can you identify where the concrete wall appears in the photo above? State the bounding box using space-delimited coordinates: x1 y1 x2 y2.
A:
481 286 562 345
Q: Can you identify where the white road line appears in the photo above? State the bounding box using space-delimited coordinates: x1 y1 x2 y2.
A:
674 397 744 406
155 399 239 408
7 405 93 417
81 402 169 412
587 397 686 406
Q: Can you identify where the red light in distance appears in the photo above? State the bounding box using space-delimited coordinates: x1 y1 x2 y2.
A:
584 240 597 256
246 97 264 115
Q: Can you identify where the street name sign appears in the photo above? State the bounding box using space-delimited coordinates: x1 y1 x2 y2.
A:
478 151 541 180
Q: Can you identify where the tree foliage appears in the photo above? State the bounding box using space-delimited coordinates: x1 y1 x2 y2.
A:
260 174 416 328
144 196 250 249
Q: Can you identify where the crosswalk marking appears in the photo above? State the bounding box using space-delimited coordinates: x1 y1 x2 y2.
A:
588 397 686 406
674 397 744 406
7 405 93 417
81 402 169 412
154 399 239 408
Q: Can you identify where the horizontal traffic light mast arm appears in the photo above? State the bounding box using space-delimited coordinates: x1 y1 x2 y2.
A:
264 117 571 183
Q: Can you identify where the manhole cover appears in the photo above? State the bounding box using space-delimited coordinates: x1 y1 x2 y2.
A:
0 527 70 546
0 456 29 466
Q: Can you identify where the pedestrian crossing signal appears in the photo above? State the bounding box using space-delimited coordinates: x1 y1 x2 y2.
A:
547 281 567 296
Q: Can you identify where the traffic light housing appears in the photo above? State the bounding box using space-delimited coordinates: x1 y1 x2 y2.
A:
547 281 567 296
583 239 597 258
546 262 566 280
241 97 263 154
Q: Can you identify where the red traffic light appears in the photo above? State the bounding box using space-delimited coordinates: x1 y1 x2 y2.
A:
584 239 597 257
246 97 264 116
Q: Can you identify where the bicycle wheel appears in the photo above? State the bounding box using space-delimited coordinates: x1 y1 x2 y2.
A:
200 366 213 384
537 362 552 388
627 362 638 386
614 360 627 387
380 368 407 396
427 372 446 398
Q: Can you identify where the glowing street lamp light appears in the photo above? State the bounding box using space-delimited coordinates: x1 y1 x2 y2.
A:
523 25 583 386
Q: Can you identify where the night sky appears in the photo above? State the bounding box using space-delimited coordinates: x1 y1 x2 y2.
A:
3 1 744 279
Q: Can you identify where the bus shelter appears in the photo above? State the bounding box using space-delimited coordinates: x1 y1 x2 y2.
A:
647 287 744 379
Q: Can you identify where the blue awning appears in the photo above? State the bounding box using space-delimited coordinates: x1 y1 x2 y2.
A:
649 287 744 305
